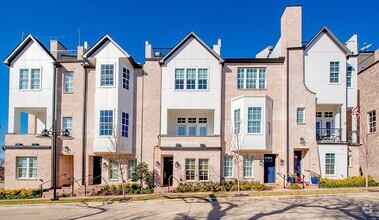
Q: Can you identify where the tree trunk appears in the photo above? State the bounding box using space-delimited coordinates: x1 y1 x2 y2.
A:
237 160 240 195
366 173 369 191
120 166 126 199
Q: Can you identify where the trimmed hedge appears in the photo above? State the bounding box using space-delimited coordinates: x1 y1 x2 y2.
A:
320 176 379 188
100 183 153 195
176 180 271 193
0 188 42 200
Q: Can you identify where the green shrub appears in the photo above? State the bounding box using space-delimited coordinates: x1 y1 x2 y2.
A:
289 183 301 190
0 188 41 200
320 176 379 188
176 180 271 193
99 182 151 195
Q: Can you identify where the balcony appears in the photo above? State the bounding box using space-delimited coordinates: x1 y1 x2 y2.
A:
54 50 78 61
316 128 342 143
160 135 220 149
4 134 52 148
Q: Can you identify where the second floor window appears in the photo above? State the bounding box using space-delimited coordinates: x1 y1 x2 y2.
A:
330 61 340 83
122 67 130 90
234 109 241 134
248 107 262 133
100 64 114 86
19 68 41 90
175 68 208 90
63 117 72 134
64 72 73 93
99 110 113 136
368 110 376 133
297 108 305 124
237 68 266 89
122 112 129 137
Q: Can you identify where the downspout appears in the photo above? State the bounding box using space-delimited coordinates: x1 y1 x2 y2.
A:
81 66 88 185
140 70 144 163
286 49 290 176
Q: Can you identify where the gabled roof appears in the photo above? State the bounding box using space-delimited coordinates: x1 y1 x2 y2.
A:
83 34 141 68
305 26 352 56
3 34 55 66
159 31 224 64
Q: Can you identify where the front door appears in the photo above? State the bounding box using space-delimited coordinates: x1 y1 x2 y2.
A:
93 156 102 185
294 151 302 178
163 157 173 186
264 154 276 183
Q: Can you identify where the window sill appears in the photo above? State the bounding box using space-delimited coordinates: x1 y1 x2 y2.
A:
109 179 119 182
18 89 42 92
63 92 74 94
328 83 341 85
246 132 263 135
173 89 210 92
237 88 267 90
16 178 38 180
297 123 306 125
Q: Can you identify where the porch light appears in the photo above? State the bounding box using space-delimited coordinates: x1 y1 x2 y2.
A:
260 160 264 166
175 161 181 168
280 159 285 166
155 161 161 166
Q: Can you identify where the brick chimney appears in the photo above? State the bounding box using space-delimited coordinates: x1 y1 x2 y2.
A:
280 6 302 56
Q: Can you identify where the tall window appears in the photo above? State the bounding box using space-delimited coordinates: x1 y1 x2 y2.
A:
185 159 195 181
325 153 335 175
100 64 114 86
109 160 119 180
63 117 72 134
234 109 241 134
243 156 253 178
122 67 130 90
330 61 340 83
368 111 376 133
297 108 305 124
122 112 129 138
199 159 209 181
17 157 37 178
186 69 196 89
223 156 233 178
198 69 208 90
347 65 352 87
248 107 262 133
174 68 208 90
175 68 185 89
128 159 137 179
99 110 113 136
64 72 73 93
19 68 41 90
237 68 266 89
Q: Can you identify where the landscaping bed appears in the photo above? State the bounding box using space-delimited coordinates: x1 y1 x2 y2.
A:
99 183 153 195
320 176 379 188
176 180 271 193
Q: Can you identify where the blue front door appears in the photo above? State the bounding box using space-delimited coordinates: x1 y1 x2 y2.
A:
264 154 276 183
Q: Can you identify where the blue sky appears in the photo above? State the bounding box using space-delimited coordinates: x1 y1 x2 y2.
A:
0 0 379 149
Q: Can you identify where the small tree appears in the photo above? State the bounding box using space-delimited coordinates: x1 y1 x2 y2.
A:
131 162 150 188
230 117 244 195
106 125 132 199
357 119 378 190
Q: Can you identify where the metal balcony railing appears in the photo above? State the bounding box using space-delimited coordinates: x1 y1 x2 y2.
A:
316 128 342 142
55 50 78 60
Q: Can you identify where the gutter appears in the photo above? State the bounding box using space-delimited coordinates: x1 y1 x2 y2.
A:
81 64 88 185
286 49 290 176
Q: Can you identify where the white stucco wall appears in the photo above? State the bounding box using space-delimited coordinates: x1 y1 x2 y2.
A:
230 95 272 151
8 40 55 134
91 41 133 153
318 144 348 179
161 37 222 135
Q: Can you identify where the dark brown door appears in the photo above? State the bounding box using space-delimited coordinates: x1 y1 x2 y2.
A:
163 157 173 186
93 156 102 184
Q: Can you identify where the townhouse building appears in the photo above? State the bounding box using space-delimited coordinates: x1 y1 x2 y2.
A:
2 5 360 191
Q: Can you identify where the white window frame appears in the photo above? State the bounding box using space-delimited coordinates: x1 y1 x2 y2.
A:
198 159 209 181
329 61 340 83
99 110 113 136
128 159 137 180
297 108 305 124
64 71 73 93
247 107 262 134
16 157 37 179
223 156 233 178
63 117 72 134
185 159 196 181
243 156 253 178
109 160 119 180
234 109 241 134
368 110 376 133
325 153 336 175
19 68 42 90
346 65 353 87
174 68 209 91
237 68 266 89
100 64 115 87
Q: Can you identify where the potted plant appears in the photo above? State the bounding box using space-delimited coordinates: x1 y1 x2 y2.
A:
288 172 296 183
311 174 319 184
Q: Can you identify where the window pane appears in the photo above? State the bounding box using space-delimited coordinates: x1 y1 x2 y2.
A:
330 62 340 83
122 68 130 90
198 69 208 89
128 160 137 179
100 64 114 86
243 156 253 178
297 108 305 123
178 126 186 136
223 156 233 177
237 68 244 89
199 159 209 181
30 69 41 89
189 126 196 136
175 69 185 90
63 117 72 133
122 112 129 137
199 127 207 136
234 109 240 134
185 159 195 180
186 69 196 89
99 110 113 135
248 107 261 133
19 69 29 89
259 68 266 89
64 72 73 93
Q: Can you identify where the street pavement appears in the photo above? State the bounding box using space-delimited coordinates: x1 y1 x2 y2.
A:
0 193 378 219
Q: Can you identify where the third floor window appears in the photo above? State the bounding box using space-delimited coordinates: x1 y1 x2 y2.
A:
175 68 208 90
100 64 114 86
64 72 73 93
19 68 41 90
329 61 340 83
237 68 266 89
